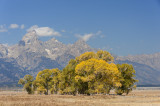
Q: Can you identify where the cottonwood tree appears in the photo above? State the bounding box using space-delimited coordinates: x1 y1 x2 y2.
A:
36 69 60 95
75 58 121 95
96 50 114 62
59 59 77 95
59 50 115 95
18 75 34 94
76 52 96 63
50 68 61 94
18 50 138 96
75 50 114 63
115 64 138 95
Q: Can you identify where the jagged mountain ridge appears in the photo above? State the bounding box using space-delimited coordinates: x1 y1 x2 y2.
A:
0 31 95 68
0 31 160 86
0 31 96 86
116 53 160 72
0 58 27 86
115 53 160 85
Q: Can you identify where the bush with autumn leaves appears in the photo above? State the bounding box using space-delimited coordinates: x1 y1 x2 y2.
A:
18 50 138 95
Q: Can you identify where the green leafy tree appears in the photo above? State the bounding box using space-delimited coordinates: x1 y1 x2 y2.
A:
18 75 34 94
59 59 77 95
115 64 138 95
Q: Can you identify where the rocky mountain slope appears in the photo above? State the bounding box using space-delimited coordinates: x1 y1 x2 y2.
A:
117 53 160 72
115 53 160 85
0 31 95 86
115 60 160 85
0 31 160 86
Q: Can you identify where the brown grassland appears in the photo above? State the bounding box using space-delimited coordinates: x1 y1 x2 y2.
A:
0 90 160 106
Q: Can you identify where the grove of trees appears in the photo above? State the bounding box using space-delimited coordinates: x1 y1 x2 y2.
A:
18 50 138 95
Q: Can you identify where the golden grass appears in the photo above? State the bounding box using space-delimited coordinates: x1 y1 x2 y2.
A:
0 90 160 106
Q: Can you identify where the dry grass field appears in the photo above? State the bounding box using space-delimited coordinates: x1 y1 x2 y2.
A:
0 89 160 106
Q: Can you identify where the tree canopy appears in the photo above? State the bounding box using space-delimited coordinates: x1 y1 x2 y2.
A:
18 75 34 94
35 68 60 95
75 58 121 94
115 64 138 95
18 50 138 95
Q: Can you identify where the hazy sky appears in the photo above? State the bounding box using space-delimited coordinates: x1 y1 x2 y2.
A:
0 0 160 56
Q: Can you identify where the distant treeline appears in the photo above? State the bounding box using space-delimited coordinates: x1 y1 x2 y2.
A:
0 82 20 87
137 85 160 87
18 50 138 95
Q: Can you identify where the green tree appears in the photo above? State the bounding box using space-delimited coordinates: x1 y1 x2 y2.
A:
59 59 77 95
18 75 34 94
115 64 138 95
36 69 58 95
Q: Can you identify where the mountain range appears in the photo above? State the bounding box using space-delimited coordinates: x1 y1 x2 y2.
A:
0 31 95 86
0 31 160 86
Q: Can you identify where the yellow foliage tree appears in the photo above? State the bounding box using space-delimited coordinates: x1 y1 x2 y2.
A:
18 50 137 96
75 58 121 95
96 50 114 62
50 68 61 94
35 68 60 95
76 50 114 63
76 51 96 63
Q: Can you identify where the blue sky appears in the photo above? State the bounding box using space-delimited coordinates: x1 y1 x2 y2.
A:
0 0 160 56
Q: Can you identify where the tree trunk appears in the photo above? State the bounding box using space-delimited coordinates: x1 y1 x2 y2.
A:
46 83 48 95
